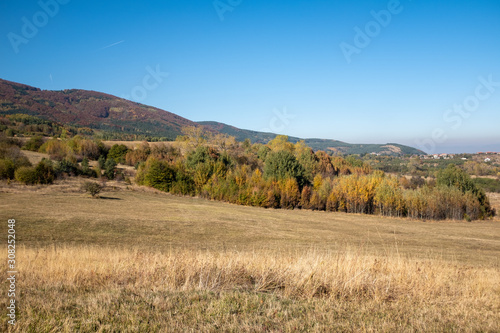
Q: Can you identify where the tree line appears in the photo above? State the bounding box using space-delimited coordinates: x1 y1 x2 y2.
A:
133 130 494 221
0 128 495 221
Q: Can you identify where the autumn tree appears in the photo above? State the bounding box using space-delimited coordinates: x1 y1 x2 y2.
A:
267 135 294 153
178 126 208 149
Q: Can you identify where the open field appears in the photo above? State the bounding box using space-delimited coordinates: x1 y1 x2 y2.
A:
1 180 500 265
1 181 500 331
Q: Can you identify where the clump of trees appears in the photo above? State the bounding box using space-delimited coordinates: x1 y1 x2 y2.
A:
0 134 32 180
131 131 495 221
0 133 128 183
2 127 495 221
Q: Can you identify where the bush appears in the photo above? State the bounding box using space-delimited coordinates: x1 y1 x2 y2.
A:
42 139 71 161
23 136 44 151
0 143 31 168
15 166 37 185
82 181 103 198
34 159 55 184
0 159 15 179
55 158 81 177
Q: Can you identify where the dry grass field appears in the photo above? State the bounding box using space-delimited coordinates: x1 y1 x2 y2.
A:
1 180 500 331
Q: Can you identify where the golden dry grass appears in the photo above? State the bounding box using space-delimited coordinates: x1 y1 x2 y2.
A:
1 180 500 331
1 246 499 332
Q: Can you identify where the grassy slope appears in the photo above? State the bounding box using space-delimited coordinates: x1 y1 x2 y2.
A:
1 181 499 331
1 182 499 265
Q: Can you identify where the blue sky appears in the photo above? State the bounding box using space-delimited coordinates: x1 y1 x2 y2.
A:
1 0 499 153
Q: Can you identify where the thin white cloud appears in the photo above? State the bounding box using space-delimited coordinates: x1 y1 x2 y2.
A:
101 40 125 50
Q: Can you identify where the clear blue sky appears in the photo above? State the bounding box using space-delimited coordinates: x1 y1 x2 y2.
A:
1 0 499 153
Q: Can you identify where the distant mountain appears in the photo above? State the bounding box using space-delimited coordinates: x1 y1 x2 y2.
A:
199 121 424 156
0 79 197 139
0 78 423 155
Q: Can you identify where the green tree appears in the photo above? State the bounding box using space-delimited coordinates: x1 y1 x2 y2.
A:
143 159 177 192
264 150 306 188
82 181 103 198
257 145 271 161
98 155 106 169
103 158 117 180
107 144 129 164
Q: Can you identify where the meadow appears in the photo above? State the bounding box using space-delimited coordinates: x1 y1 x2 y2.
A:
1 180 500 331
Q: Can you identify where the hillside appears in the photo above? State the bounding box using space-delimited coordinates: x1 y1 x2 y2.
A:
0 78 423 155
199 121 424 156
0 79 197 139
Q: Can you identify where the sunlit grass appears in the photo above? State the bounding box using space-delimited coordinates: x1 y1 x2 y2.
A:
1 246 499 332
1 180 500 331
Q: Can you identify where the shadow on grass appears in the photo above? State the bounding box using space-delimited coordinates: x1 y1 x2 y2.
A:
97 196 122 200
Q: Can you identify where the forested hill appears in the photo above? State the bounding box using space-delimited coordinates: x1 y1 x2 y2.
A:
0 79 197 139
0 78 423 155
198 121 424 156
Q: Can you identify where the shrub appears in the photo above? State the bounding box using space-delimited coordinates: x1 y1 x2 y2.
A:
23 136 44 151
82 181 103 198
0 159 15 179
42 139 72 161
55 158 81 177
15 166 37 185
34 159 55 184
0 143 31 167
